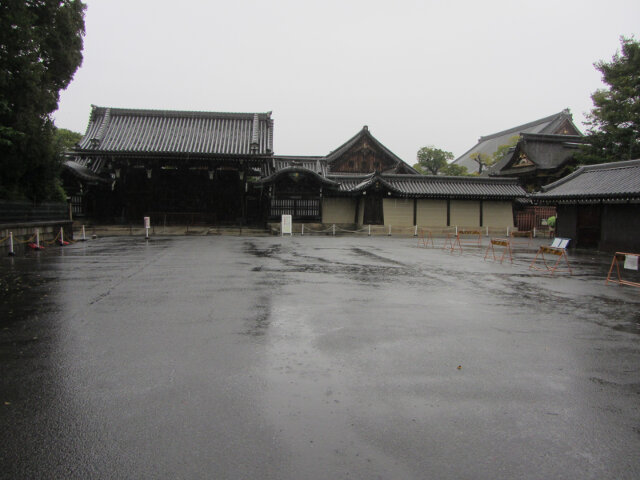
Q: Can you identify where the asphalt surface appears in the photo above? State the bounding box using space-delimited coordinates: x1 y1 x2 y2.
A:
1 235 639 479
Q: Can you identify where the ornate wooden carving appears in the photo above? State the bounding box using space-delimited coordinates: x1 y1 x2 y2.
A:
331 139 397 174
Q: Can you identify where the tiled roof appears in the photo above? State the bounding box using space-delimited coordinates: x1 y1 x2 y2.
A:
487 133 586 177
325 126 419 174
533 159 640 201
329 172 527 199
257 166 340 187
63 159 111 184
454 109 582 174
75 106 274 156
271 156 327 176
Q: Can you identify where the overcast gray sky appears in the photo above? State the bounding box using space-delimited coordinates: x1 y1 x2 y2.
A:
54 0 640 164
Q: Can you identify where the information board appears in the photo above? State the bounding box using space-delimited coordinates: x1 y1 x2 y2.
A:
281 214 292 236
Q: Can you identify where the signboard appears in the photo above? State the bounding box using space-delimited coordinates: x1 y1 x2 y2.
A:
281 214 292 236
144 216 151 229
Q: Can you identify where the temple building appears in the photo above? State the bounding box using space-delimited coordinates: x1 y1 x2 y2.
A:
532 159 640 251
453 109 584 180
64 106 527 230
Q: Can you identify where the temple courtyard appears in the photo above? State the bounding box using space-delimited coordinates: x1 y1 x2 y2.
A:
1 235 639 479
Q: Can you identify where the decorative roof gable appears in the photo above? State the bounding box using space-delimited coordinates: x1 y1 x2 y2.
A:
488 133 586 177
326 126 419 175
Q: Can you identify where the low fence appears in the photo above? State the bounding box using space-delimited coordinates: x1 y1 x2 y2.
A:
0 201 69 223
269 223 521 237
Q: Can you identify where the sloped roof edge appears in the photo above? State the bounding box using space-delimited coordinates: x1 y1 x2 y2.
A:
256 166 340 187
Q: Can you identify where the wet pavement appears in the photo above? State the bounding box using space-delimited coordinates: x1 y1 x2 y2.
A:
1 235 639 479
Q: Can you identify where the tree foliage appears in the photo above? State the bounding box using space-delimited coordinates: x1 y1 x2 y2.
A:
55 127 83 151
0 0 86 201
469 135 520 174
440 163 469 176
413 146 455 175
578 36 640 164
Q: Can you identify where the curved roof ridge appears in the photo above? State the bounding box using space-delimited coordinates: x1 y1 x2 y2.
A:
89 105 271 119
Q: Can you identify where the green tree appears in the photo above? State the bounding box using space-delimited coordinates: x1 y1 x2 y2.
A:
55 127 83 152
413 146 455 175
0 0 86 201
469 152 492 174
578 36 640 164
440 163 469 176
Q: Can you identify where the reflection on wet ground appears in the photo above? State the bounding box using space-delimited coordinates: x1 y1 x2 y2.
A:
1 236 640 479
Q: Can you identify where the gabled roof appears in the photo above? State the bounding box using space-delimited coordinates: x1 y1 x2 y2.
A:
487 133 587 177
325 126 419 174
533 159 640 202
454 109 582 174
329 172 527 199
74 106 274 156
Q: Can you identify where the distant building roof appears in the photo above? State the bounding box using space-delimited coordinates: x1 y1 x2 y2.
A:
74 106 274 156
533 159 640 202
454 109 582 174
487 133 587 178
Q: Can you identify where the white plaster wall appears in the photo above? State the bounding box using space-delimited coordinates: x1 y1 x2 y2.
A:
450 200 480 227
383 198 413 226
416 199 447 227
322 197 356 224
483 201 514 228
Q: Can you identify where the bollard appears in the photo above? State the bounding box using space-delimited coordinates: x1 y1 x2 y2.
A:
81 225 87 241
486 226 489 236
533 227 537 238
144 216 151 240
507 226 510 237
368 224 371 236
414 225 418 237
455 226 458 235
301 224 304 236
36 229 40 249
388 225 392 236
59 226 64 246
332 224 335 236
8 232 15 256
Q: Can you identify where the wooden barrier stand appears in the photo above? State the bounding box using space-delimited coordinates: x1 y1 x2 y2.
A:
417 229 435 248
510 230 532 247
457 229 482 246
529 238 572 275
484 238 513 264
605 252 640 288
443 232 462 253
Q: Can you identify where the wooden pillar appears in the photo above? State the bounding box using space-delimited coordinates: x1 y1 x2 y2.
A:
446 198 451 226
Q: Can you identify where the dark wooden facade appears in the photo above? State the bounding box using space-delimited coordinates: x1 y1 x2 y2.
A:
533 160 640 251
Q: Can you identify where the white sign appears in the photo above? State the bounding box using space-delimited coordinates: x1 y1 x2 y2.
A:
624 254 639 271
281 214 292 236
144 216 151 229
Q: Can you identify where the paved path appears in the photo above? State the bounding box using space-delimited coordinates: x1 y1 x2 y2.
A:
1 236 639 479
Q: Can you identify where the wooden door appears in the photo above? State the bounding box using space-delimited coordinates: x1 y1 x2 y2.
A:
363 195 383 225
576 205 601 248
